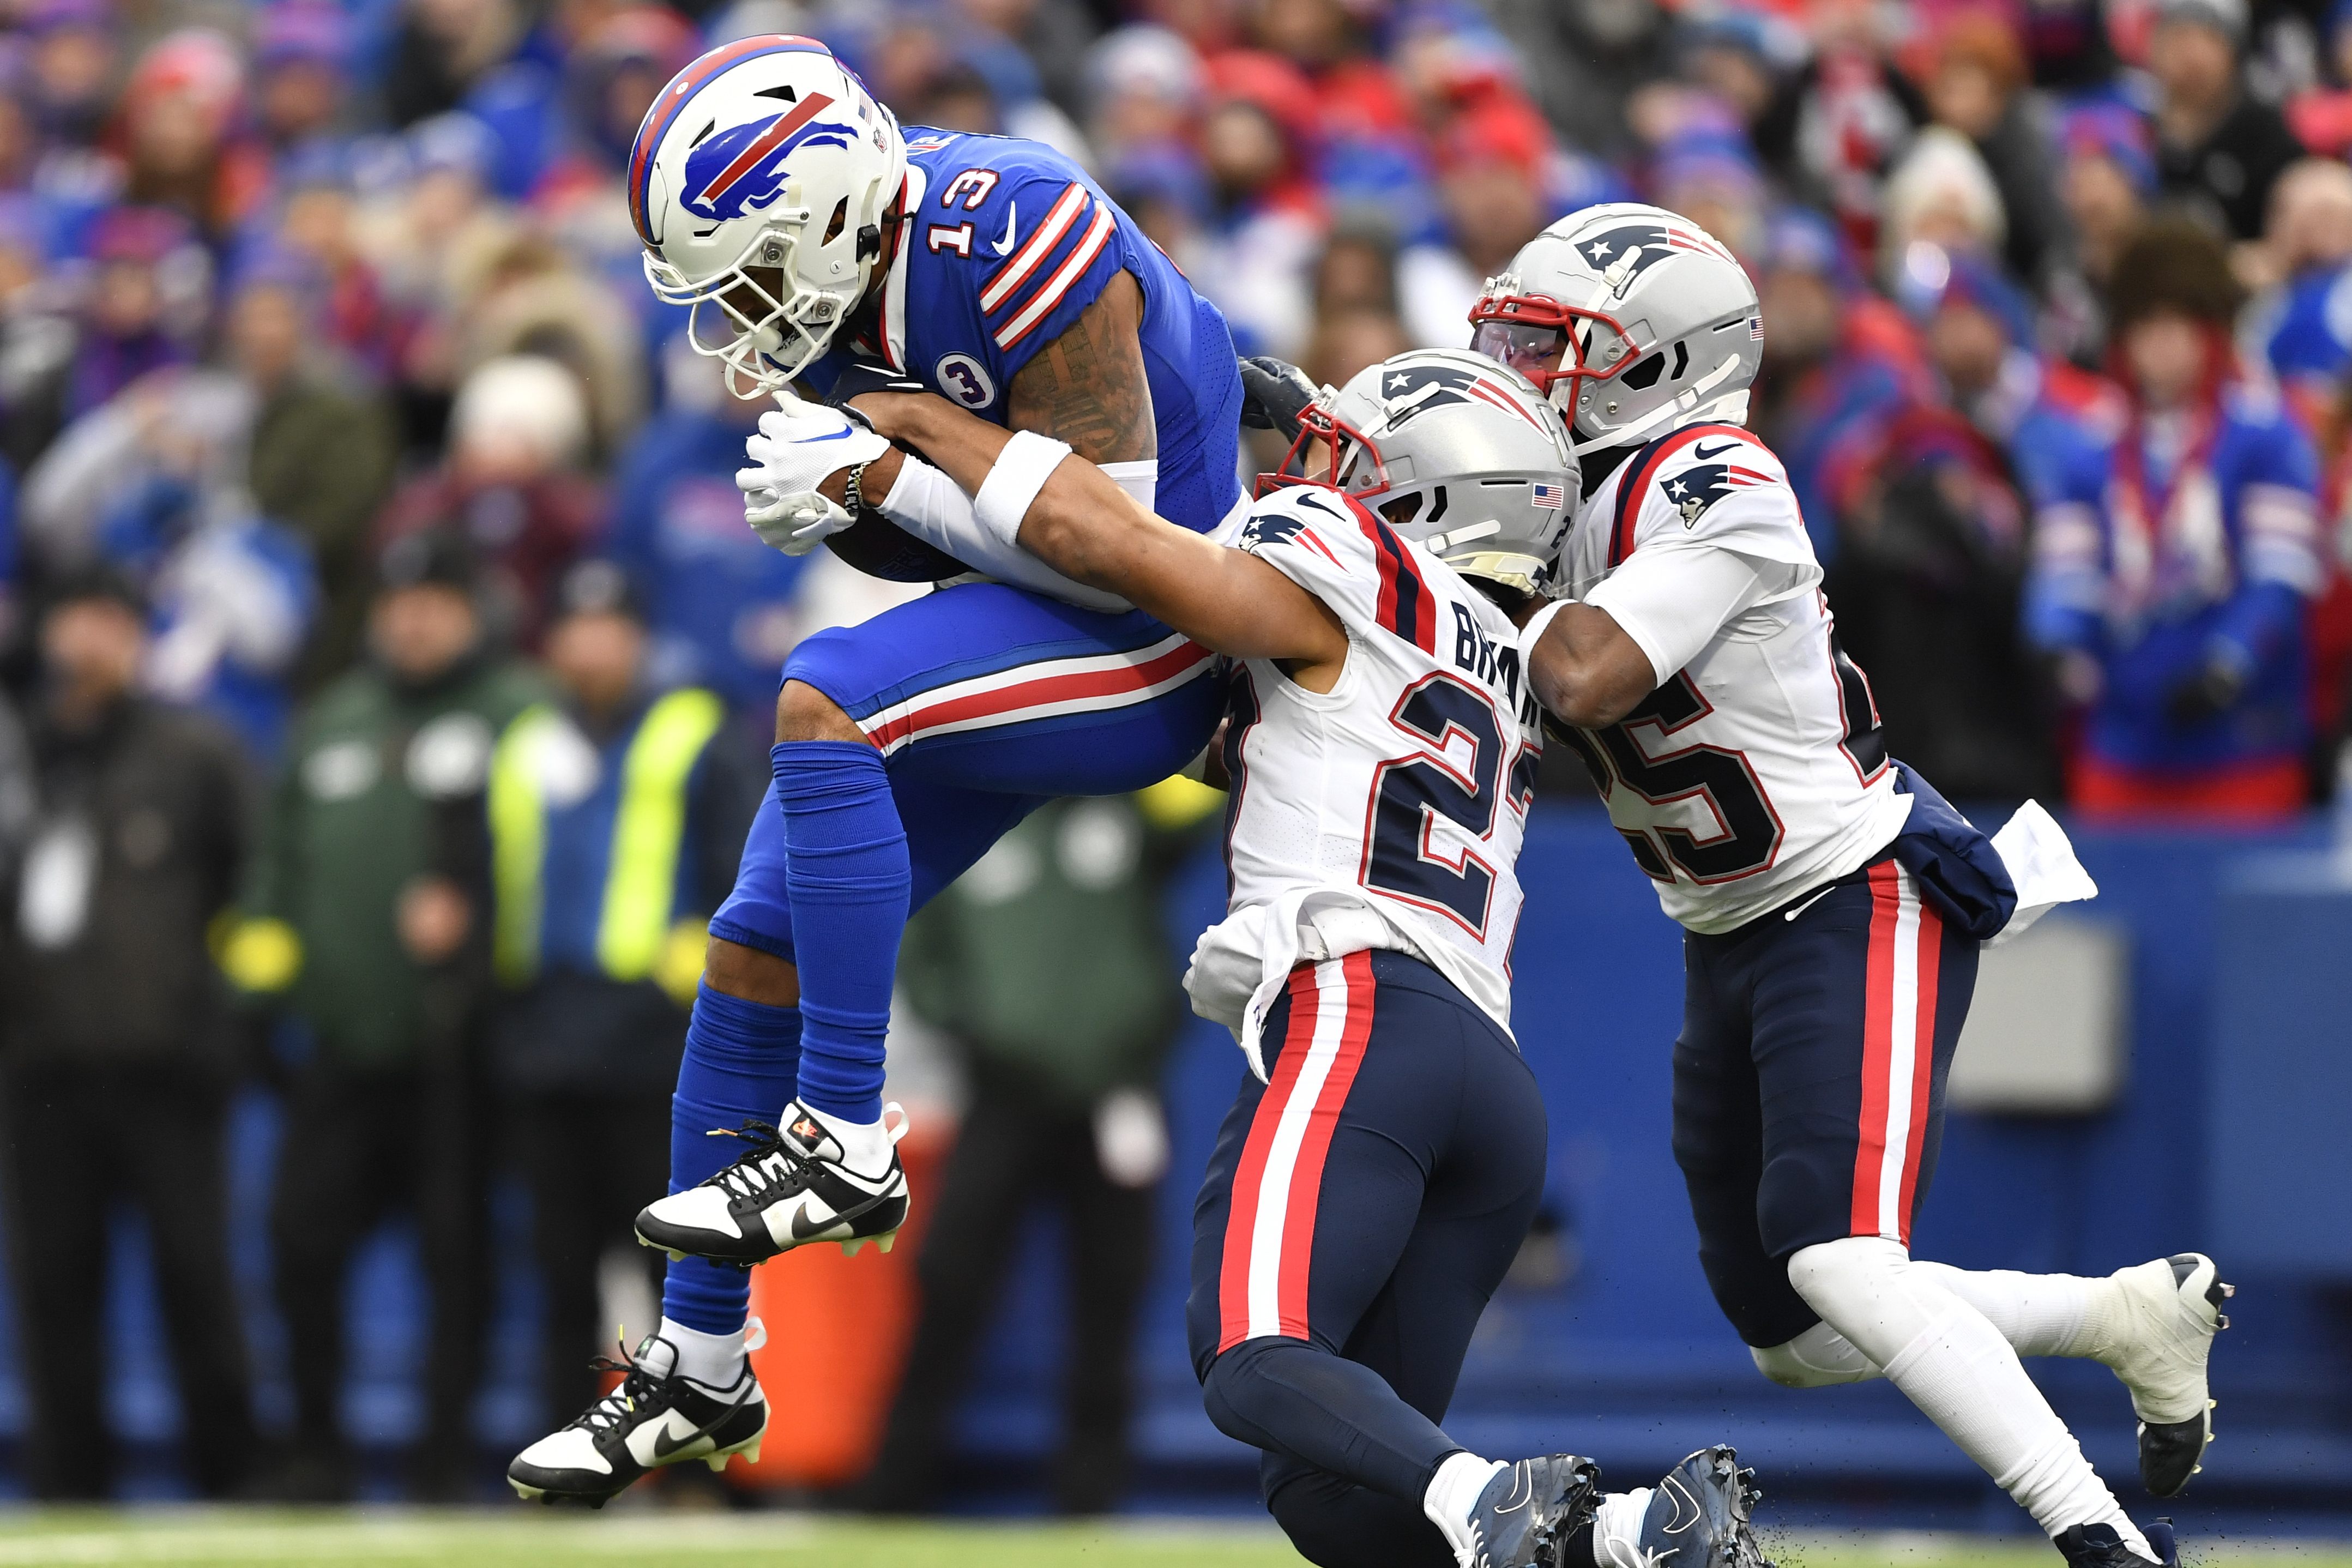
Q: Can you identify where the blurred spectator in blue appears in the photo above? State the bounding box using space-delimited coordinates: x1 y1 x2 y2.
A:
1103 143 1214 276
605 339 814 716
1395 101 1549 347
226 246 400 684
1084 25 1204 164
1649 105 1769 262
375 354 604 651
2243 159 2352 434
949 0 1102 124
858 9 1088 159
68 206 204 421
269 144 413 384
2030 216 2324 820
1748 207 1932 565
1903 247 2123 509
23 0 120 150
112 29 274 245
1194 51 1325 359
383 0 532 129
1752 0 1925 256
256 1 357 156
2148 0 2301 240
0 196 79 474
2052 104 2156 365
1919 13 2069 293
93 459 319 762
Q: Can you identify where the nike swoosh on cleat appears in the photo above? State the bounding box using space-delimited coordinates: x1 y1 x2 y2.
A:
649 1421 708 1461
993 202 1018 256
789 1207 844 1241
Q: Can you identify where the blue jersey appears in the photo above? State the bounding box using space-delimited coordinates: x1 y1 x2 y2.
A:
2028 384 2323 769
804 128 1245 538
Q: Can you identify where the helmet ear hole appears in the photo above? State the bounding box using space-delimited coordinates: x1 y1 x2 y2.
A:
1620 353 1666 390
1380 492 1424 527
823 196 848 245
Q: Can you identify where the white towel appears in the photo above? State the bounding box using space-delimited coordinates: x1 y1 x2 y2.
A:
1984 800 2100 948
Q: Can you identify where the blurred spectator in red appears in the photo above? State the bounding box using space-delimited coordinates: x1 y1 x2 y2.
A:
1922 12 2069 291
1250 0 1414 143
1 569 261 1501
2148 0 2301 242
23 0 120 149
2242 160 2352 433
375 354 602 650
68 206 203 420
2053 103 2157 363
255 2 354 155
2028 217 2324 819
1394 102 1546 348
1753 0 1925 255
1084 25 1205 161
1748 206 1933 565
1193 51 1324 359
2285 1 2352 156
1135 0 1243 56
113 29 274 244
226 247 400 684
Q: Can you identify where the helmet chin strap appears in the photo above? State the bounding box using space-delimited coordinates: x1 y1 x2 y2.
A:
1565 353 1750 453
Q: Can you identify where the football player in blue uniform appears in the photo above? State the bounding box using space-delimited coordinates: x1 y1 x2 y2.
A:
506 36 1247 1503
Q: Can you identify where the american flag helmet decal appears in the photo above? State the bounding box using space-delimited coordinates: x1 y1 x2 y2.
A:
1533 481 1566 509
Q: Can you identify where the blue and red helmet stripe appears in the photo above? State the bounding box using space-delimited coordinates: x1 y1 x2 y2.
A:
627 34 834 248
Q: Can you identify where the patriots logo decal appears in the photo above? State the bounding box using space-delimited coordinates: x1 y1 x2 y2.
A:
1240 508 1346 568
1372 365 1541 431
1576 222 1723 295
1663 459 1770 526
680 94 859 222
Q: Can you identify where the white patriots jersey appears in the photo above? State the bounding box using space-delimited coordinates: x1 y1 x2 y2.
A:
1557 423 1910 934
1198 484 1541 1048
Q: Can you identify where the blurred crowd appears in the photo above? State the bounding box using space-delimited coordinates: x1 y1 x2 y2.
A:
1 0 2351 1509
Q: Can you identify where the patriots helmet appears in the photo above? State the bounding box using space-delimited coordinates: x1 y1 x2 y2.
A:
1270 348 1578 597
628 36 906 394
1469 202 1762 454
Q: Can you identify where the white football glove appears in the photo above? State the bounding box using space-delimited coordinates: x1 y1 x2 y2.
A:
736 400 891 556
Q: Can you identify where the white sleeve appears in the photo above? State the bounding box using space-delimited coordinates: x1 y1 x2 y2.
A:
1582 542 1811 686
875 455 1132 613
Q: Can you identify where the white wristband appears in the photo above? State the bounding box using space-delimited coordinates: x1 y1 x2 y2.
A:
973 430 1074 547
1519 597 1570 654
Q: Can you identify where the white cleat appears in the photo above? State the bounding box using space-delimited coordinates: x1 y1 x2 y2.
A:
636 1102 910 1267
2098 1253 2230 1496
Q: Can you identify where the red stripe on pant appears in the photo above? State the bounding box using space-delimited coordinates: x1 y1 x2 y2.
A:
1848 864 1945 1245
1214 951 1376 1352
1894 896 1943 1245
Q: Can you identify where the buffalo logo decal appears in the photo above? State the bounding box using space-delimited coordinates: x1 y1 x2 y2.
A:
682 93 859 222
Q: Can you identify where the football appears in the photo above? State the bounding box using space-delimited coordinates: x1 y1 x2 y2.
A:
822 509 974 583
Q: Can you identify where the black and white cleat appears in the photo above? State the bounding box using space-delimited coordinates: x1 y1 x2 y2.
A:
2100 1254 2232 1496
635 1100 910 1267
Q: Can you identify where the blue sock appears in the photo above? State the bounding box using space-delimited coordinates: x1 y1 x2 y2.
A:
772 740 905 1125
659 980 801 1335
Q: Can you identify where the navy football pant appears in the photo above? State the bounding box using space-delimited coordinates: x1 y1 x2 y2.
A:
664 583 1221 1332
1673 858 1980 1349
1189 950 1546 1568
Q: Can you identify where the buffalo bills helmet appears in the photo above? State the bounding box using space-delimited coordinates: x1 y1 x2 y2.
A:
628 37 905 394
1270 349 1578 597
1469 202 1762 454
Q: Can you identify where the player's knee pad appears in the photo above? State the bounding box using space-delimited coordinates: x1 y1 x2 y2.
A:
1784 1234 1909 1319
1752 1320 1884 1388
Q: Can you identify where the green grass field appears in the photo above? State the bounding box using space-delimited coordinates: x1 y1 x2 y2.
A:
0 1512 2343 1568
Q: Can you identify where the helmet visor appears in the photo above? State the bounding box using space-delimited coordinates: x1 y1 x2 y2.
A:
1468 296 1644 397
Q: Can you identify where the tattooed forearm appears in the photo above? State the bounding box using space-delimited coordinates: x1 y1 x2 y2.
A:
1006 270 1157 462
